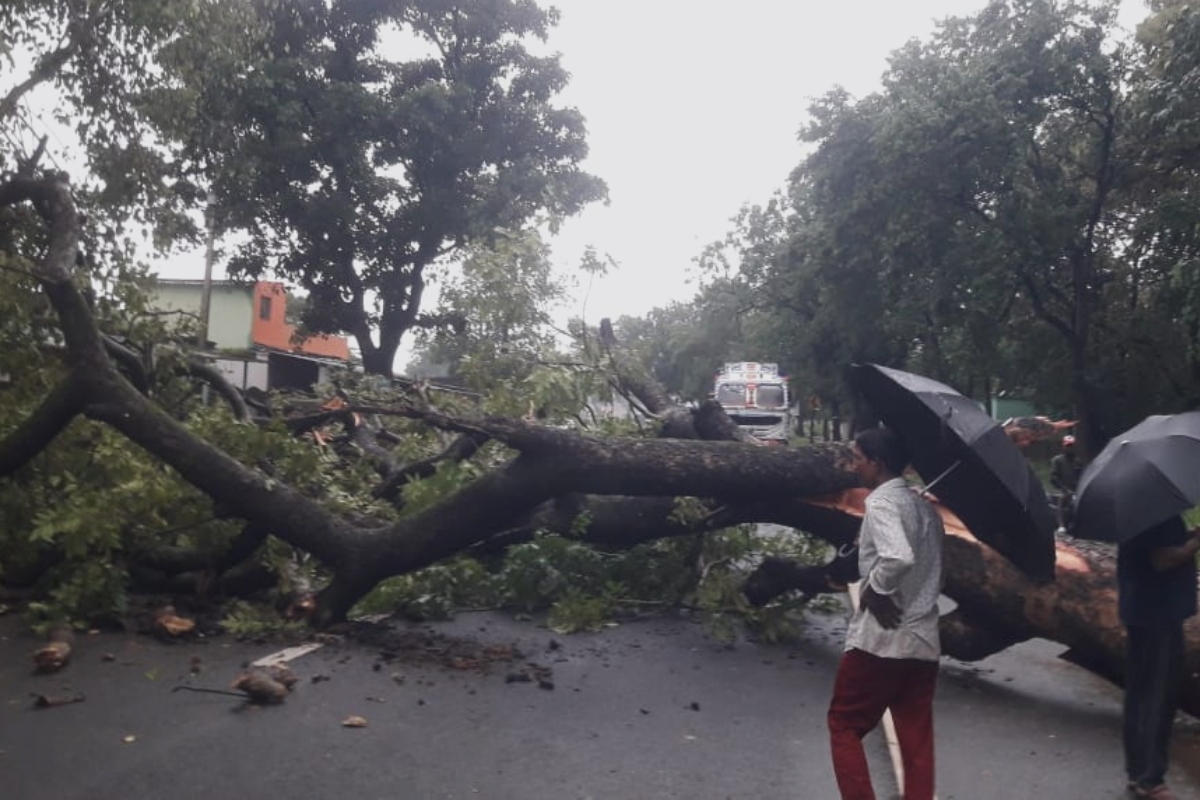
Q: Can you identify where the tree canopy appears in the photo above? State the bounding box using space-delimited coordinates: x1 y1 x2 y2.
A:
3 0 1200 718
680 0 1200 448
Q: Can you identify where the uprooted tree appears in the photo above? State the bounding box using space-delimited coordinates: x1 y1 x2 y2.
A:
1 174 1198 717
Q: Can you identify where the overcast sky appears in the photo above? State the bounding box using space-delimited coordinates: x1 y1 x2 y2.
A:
541 0 1147 323
93 0 1145 351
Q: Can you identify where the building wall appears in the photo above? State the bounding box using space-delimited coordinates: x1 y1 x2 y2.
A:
250 282 351 361
990 396 1038 421
149 281 255 350
150 279 351 361
212 355 270 392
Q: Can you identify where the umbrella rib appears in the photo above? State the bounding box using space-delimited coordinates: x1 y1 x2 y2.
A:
919 459 962 497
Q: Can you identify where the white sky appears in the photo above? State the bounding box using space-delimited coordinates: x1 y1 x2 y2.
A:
542 0 1148 322
8 0 1147 353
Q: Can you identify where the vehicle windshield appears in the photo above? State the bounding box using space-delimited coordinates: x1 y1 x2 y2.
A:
716 383 745 406
756 384 786 409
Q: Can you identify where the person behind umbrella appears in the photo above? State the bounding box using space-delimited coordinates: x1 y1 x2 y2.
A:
1118 515 1200 799
1049 434 1082 534
828 426 945 800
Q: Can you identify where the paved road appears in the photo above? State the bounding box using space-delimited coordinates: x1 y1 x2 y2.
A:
1 605 1197 800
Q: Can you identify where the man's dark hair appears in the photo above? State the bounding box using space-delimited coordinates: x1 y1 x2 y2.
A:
854 426 910 475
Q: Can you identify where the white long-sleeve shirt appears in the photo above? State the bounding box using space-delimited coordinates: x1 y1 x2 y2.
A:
845 477 945 661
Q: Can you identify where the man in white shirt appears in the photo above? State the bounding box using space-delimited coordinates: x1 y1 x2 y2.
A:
827 426 945 800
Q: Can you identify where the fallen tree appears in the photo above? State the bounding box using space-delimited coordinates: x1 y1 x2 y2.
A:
1 174 1198 718
742 493 1200 719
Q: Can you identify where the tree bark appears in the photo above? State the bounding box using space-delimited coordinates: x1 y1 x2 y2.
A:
740 491 1200 719
4 173 1199 719
0 375 85 475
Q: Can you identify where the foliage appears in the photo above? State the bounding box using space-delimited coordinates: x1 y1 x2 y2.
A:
343 514 837 640
220 599 310 639
5 0 606 380
351 556 503 621
408 228 567 390
0 366 388 625
0 0 859 643
608 279 760 402
144 0 606 375
678 0 1200 446
1 0 259 255
546 591 614 634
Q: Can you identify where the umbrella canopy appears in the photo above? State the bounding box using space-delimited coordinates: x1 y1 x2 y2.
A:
849 363 1056 580
1070 411 1200 544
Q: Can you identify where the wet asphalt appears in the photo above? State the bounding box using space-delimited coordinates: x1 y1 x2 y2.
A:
1 602 1198 800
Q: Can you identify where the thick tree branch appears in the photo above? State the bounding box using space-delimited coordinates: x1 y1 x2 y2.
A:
83 376 359 567
0 376 85 477
182 358 250 421
373 431 489 501
129 521 268 576
0 3 114 123
101 334 150 394
738 493 1200 718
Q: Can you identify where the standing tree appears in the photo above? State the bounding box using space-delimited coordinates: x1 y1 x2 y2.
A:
709 0 1200 444
408 227 565 390
150 0 606 375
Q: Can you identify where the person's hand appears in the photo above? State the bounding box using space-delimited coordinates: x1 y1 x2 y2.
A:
1188 527 1200 553
861 584 901 629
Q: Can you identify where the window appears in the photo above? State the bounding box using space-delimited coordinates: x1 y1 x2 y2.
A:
756 385 786 409
716 383 746 407
259 296 272 321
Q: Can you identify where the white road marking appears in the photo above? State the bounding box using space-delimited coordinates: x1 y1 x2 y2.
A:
250 614 390 667
252 642 324 667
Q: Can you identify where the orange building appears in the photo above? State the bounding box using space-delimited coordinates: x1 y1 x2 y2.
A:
149 278 352 392
249 282 350 361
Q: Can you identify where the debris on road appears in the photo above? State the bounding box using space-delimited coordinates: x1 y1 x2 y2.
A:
341 715 368 727
152 605 196 637
31 627 74 673
173 663 300 705
229 663 296 704
31 692 85 708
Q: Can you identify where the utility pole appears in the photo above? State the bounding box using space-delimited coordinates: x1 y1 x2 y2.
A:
197 189 216 349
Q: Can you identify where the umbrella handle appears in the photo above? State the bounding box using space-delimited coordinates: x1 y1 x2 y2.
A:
919 459 962 497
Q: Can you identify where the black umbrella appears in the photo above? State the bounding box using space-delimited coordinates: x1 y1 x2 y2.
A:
849 363 1056 580
1070 411 1200 544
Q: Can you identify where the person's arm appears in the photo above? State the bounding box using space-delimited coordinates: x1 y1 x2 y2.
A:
1150 527 1200 572
1049 457 1065 491
861 583 902 629
860 494 915 629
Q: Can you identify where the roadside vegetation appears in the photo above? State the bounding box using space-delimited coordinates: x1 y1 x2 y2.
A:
4 0 1200 642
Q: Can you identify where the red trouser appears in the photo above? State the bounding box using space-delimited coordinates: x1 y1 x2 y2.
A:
827 648 938 800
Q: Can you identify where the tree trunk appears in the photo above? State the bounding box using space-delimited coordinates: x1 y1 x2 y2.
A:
741 490 1200 719
3 173 1198 720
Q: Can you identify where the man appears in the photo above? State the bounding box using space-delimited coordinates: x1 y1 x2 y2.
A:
1049 435 1082 533
828 427 945 800
1118 515 1200 800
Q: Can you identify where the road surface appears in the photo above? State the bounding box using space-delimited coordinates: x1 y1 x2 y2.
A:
1 604 1197 799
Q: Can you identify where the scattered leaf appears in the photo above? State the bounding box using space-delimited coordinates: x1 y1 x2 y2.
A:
341 715 368 728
